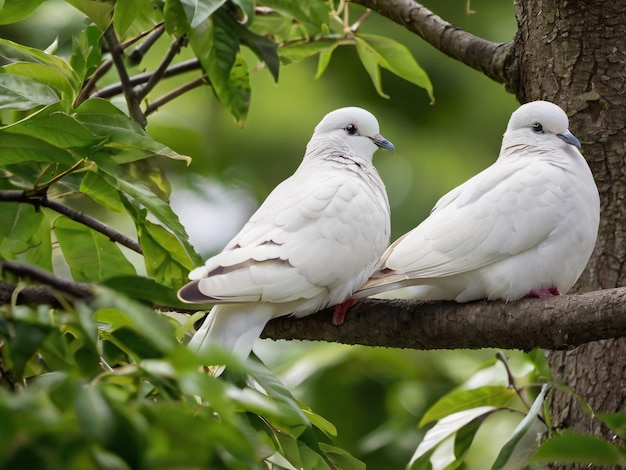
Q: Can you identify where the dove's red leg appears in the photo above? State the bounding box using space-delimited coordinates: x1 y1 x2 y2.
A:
525 286 561 299
332 299 358 326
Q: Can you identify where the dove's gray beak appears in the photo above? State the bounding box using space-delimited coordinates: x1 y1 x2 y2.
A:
371 134 395 153
557 130 581 148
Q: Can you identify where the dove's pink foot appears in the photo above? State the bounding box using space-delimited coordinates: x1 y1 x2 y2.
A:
332 299 358 326
525 286 561 299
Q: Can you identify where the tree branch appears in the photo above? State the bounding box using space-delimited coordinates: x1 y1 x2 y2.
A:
145 76 208 116
0 190 142 254
261 287 626 351
352 0 518 90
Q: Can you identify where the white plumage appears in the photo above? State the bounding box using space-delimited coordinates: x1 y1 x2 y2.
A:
178 107 393 365
355 101 600 302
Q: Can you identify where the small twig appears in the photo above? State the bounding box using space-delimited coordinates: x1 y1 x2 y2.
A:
74 58 114 107
136 35 188 101
496 351 532 409
0 190 142 254
145 76 208 116
350 8 371 31
32 159 87 193
1 261 93 300
103 25 146 127
94 59 203 99
127 23 166 65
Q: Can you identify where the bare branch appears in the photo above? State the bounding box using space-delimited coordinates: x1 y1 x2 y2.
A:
351 0 517 89
103 25 146 127
127 23 166 66
145 76 208 116
1 261 93 300
261 287 626 351
94 59 203 100
0 190 142 254
136 35 188 101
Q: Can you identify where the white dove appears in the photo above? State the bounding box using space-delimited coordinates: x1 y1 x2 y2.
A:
355 100 600 302
178 107 393 366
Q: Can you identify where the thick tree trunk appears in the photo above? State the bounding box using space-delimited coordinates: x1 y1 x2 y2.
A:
514 0 626 464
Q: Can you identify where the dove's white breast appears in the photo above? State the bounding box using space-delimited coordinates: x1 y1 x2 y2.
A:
195 156 390 316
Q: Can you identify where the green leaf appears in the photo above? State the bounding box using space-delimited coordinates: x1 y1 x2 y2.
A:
238 26 279 82
0 131 76 166
315 46 337 79
0 38 80 95
597 412 626 440
319 443 365 470
0 0 44 25
354 37 388 99
11 320 52 380
80 171 124 212
70 25 103 83
163 0 190 36
137 220 195 288
357 33 434 103
53 216 136 282
75 99 190 164
100 276 186 308
65 0 115 31
299 401 337 437
75 385 115 441
279 40 339 66
113 0 153 38
1 63 73 104
0 203 52 272
492 384 549 470
530 430 626 466
180 0 226 28
4 106 105 149
419 386 517 427
0 73 59 110
409 406 498 468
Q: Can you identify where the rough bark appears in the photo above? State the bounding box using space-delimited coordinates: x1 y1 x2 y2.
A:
513 0 626 466
262 287 626 351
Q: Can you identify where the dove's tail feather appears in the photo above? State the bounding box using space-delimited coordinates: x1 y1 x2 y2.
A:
188 304 275 368
351 274 412 299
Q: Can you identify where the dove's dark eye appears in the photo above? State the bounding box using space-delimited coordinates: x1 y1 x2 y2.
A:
345 124 358 135
532 122 543 133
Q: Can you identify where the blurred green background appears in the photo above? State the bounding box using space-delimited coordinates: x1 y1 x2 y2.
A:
2 0 526 467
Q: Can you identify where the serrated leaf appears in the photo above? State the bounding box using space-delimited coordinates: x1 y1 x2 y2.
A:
358 33 434 103
492 384 549 470
530 430 626 466
0 0 44 25
409 406 498 468
0 73 59 110
420 386 517 427
65 0 115 31
354 37 388 99
53 215 136 282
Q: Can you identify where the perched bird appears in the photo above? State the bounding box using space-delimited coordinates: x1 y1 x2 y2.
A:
178 107 393 367
355 101 600 302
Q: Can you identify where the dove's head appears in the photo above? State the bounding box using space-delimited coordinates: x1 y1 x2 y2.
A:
307 107 394 162
505 101 582 150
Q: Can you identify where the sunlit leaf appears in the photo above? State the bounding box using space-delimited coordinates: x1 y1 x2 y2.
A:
53 216 136 282
0 0 44 25
315 45 337 79
492 384 549 470
180 0 225 28
70 24 103 82
65 0 115 31
530 430 626 466
354 37 388 99
279 40 339 66
0 73 59 110
358 33 434 103
419 386 516 427
408 406 498 468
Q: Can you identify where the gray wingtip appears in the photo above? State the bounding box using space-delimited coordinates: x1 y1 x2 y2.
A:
178 280 215 304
